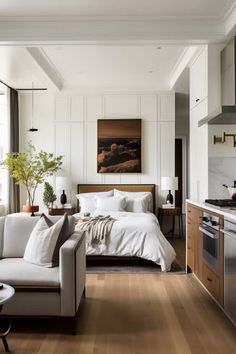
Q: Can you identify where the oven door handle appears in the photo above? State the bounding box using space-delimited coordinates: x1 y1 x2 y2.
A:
199 226 218 239
220 229 236 240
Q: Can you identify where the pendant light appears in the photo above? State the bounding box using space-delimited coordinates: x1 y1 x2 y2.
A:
28 82 38 132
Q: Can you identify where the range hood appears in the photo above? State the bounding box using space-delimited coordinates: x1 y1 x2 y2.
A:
199 37 236 126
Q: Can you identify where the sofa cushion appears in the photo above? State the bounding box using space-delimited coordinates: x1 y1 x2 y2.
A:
2 215 75 258
0 258 60 288
24 214 66 268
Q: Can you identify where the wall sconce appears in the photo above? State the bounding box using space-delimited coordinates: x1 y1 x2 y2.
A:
213 132 236 147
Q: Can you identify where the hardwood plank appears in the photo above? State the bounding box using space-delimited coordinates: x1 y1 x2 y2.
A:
7 274 236 354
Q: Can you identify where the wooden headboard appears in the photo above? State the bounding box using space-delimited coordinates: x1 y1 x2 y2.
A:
77 184 156 213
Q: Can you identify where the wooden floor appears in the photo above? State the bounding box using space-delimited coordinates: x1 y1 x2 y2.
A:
7 273 236 354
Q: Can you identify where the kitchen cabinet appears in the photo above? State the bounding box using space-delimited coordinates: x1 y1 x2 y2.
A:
187 204 203 273
190 47 207 110
189 99 208 202
189 44 223 203
187 202 224 306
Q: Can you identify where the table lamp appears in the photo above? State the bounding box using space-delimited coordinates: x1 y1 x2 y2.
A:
161 176 178 205
56 177 71 205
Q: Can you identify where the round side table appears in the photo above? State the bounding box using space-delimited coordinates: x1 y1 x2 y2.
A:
0 284 15 352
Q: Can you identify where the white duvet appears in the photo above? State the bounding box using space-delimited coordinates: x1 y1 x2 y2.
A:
75 211 176 271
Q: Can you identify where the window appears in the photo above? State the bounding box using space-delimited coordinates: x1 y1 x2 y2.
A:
0 86 9 206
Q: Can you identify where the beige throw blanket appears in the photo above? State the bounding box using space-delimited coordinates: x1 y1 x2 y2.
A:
78 215 116 246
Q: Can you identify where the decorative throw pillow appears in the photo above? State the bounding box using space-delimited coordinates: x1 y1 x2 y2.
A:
76 190 113 214
125 195 149 213
24 213 68 268
114 189 153 212
95 196 126 213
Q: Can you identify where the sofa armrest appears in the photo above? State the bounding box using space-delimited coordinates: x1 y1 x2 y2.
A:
59 230 86 316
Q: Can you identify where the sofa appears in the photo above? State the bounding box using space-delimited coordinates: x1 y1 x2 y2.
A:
0 214 86 333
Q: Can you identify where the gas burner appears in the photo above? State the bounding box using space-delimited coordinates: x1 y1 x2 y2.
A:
205 199 236 207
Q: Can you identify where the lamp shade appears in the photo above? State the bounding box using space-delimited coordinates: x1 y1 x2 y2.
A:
56 177 71 191
161 176 178 191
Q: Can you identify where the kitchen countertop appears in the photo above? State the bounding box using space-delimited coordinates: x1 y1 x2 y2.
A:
187 199 236 222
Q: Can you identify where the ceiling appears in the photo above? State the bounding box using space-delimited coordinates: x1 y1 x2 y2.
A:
0 47 43 89
42 45 187 90
0 0 234 19
0 44 189 91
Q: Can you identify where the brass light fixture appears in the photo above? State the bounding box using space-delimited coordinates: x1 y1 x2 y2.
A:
213 132 236 147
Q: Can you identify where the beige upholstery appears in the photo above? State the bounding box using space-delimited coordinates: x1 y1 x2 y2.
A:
0 258 60 287
2 215 75 258
0 215 86 320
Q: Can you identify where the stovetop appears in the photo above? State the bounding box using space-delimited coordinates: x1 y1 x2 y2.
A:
205 199 236 207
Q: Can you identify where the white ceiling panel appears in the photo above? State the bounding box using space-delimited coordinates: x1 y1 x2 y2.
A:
42 45 187 90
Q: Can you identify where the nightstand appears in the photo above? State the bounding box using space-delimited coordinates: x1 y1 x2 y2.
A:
48 207 75 216
158 207 183 238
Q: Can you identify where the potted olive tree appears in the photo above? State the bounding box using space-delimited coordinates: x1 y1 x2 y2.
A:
3 142 63 216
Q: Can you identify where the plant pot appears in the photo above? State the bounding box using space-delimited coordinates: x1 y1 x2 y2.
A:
23 205 39 216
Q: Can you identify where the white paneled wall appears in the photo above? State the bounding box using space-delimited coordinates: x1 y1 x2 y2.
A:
19 91 175 210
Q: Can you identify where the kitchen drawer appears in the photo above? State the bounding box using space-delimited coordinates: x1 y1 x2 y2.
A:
202 262 220 302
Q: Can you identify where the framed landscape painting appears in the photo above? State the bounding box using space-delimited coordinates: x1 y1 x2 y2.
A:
97 119 141 173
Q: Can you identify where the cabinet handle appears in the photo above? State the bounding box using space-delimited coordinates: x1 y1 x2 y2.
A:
188 222 191 225
207 277 212 282
187 247 191 250
188 210 191 213
196 98 200 102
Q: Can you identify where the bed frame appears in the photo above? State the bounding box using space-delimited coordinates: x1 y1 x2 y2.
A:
77 184 156 213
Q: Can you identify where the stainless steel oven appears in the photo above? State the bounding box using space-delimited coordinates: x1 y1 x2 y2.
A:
199 212 220 273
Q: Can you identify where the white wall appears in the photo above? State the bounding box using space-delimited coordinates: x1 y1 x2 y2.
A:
19 91 175 211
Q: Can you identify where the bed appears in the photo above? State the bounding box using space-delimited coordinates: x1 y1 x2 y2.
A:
74 184 176 271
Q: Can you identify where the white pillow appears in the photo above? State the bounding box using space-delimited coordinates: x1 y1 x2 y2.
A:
114 189 153 212
76 190 113 213
95 196 126 213
125 195 149 213
24 215 65 268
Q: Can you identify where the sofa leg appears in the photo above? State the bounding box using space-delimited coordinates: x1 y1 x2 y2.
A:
83 288 86 298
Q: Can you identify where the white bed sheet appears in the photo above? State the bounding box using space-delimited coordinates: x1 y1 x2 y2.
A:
74 211 176 271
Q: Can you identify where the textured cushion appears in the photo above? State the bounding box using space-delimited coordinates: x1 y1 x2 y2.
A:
24 214 66 268
0 258 60 287
114 189 153 212
2 215 75 258
95 196 126 213
76 190 113 214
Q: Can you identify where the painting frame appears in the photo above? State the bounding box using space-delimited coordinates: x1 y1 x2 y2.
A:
97 119 142 173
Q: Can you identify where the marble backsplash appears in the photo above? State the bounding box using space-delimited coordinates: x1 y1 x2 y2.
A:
208 157 236 199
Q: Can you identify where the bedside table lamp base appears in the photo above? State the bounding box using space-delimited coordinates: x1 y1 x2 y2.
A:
166 190 174 205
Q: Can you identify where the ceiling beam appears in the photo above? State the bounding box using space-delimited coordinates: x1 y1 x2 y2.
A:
0 18 228 44
26 47 63 91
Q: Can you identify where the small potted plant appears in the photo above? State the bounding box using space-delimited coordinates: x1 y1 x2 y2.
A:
43 182 57 211
3 142 63 216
